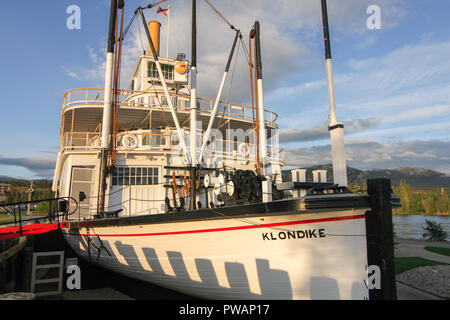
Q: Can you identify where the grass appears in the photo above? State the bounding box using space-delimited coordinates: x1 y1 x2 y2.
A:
424 246 450 257
0 214 14 224
394 257 449 275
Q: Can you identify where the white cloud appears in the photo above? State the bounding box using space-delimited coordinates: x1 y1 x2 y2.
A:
62 66 82 81
61 1 450 178
284 139 450 174
279 117 380 143
272 39 450 150
0 156 56 178
62 0 408 103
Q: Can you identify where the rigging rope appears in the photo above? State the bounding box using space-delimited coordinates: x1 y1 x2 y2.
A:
122 11 137 41
239 36 251 67
216 36 241 130
203 0 235 30
136 15 146 53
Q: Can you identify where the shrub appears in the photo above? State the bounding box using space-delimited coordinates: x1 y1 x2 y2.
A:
422 219 448 241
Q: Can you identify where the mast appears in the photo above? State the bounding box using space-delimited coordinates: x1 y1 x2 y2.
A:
321 0 348 187
252 21 266 174
190 0 198 167
189 0 198 210
98 0 123 213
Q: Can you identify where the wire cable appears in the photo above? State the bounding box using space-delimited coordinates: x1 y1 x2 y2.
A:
203 0 235 30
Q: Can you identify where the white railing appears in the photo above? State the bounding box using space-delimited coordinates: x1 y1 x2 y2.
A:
60 130 285 165
62 88 279 128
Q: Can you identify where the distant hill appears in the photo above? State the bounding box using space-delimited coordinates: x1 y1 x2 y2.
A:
0 176 27 182
0 176 52 188
282 165 450 187
2 167 449 188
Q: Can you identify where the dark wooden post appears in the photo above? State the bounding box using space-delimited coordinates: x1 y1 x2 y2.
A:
365 178 397 300
21 236 35 292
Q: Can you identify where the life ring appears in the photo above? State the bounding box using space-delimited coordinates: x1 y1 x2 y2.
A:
175 61 188 75
204 174 210 188
238 143 249 157
226 181 235 196
121 134 139 150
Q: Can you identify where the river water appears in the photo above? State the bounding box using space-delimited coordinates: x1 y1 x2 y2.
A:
393 215 450 240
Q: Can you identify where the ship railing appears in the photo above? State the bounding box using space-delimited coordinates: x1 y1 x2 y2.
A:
60 131 285 165
0 197 78 230
203 139 285 166
61 132 102 151
62 88 279 128
60 131 172 152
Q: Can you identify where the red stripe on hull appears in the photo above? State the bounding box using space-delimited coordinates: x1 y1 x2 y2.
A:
65 214 366 238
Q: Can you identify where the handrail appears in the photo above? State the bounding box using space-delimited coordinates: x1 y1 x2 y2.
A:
58 130 285 164
61 88 279 127
0 197 79 232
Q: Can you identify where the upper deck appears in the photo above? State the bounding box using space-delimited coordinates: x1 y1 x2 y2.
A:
59 88 284 165
58 49 282 163
61 87 279 131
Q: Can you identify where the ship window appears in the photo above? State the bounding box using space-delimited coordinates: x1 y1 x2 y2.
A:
136 168 142 185
142 168 148 184
124 167 130 185
147 62 174 80
111 166 159 186
130 168 136 185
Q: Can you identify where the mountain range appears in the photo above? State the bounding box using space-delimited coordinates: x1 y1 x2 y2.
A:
282 165 450 188
1 166 449 188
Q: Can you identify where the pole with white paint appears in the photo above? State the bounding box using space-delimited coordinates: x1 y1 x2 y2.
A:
98 0 123 213
321 0 348 187
252 21 267 172
190 0 198 167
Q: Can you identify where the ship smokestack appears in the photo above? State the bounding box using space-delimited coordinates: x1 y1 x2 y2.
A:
148 21 161 56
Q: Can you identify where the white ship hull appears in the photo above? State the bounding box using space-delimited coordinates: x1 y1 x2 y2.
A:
62 207 369 300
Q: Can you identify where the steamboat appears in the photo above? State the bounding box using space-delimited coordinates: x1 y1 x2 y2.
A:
53 0 375 299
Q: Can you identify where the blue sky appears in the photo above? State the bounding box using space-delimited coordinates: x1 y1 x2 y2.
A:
0 0 449 179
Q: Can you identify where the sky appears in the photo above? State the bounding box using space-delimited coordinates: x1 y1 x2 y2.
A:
0 0 449 179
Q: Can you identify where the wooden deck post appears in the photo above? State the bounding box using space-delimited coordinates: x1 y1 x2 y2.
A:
365 178 397 300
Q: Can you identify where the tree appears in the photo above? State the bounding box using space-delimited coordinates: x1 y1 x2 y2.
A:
422 219 448 241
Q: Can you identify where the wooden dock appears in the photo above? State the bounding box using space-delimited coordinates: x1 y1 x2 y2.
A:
0 236 33 294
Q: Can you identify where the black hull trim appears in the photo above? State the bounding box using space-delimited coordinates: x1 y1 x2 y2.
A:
69 194 371 229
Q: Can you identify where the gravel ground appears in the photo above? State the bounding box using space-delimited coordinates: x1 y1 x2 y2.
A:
395 239 450 299
396 265 450 299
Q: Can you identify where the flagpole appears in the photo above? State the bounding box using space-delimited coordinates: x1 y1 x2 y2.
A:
167 5 170 58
